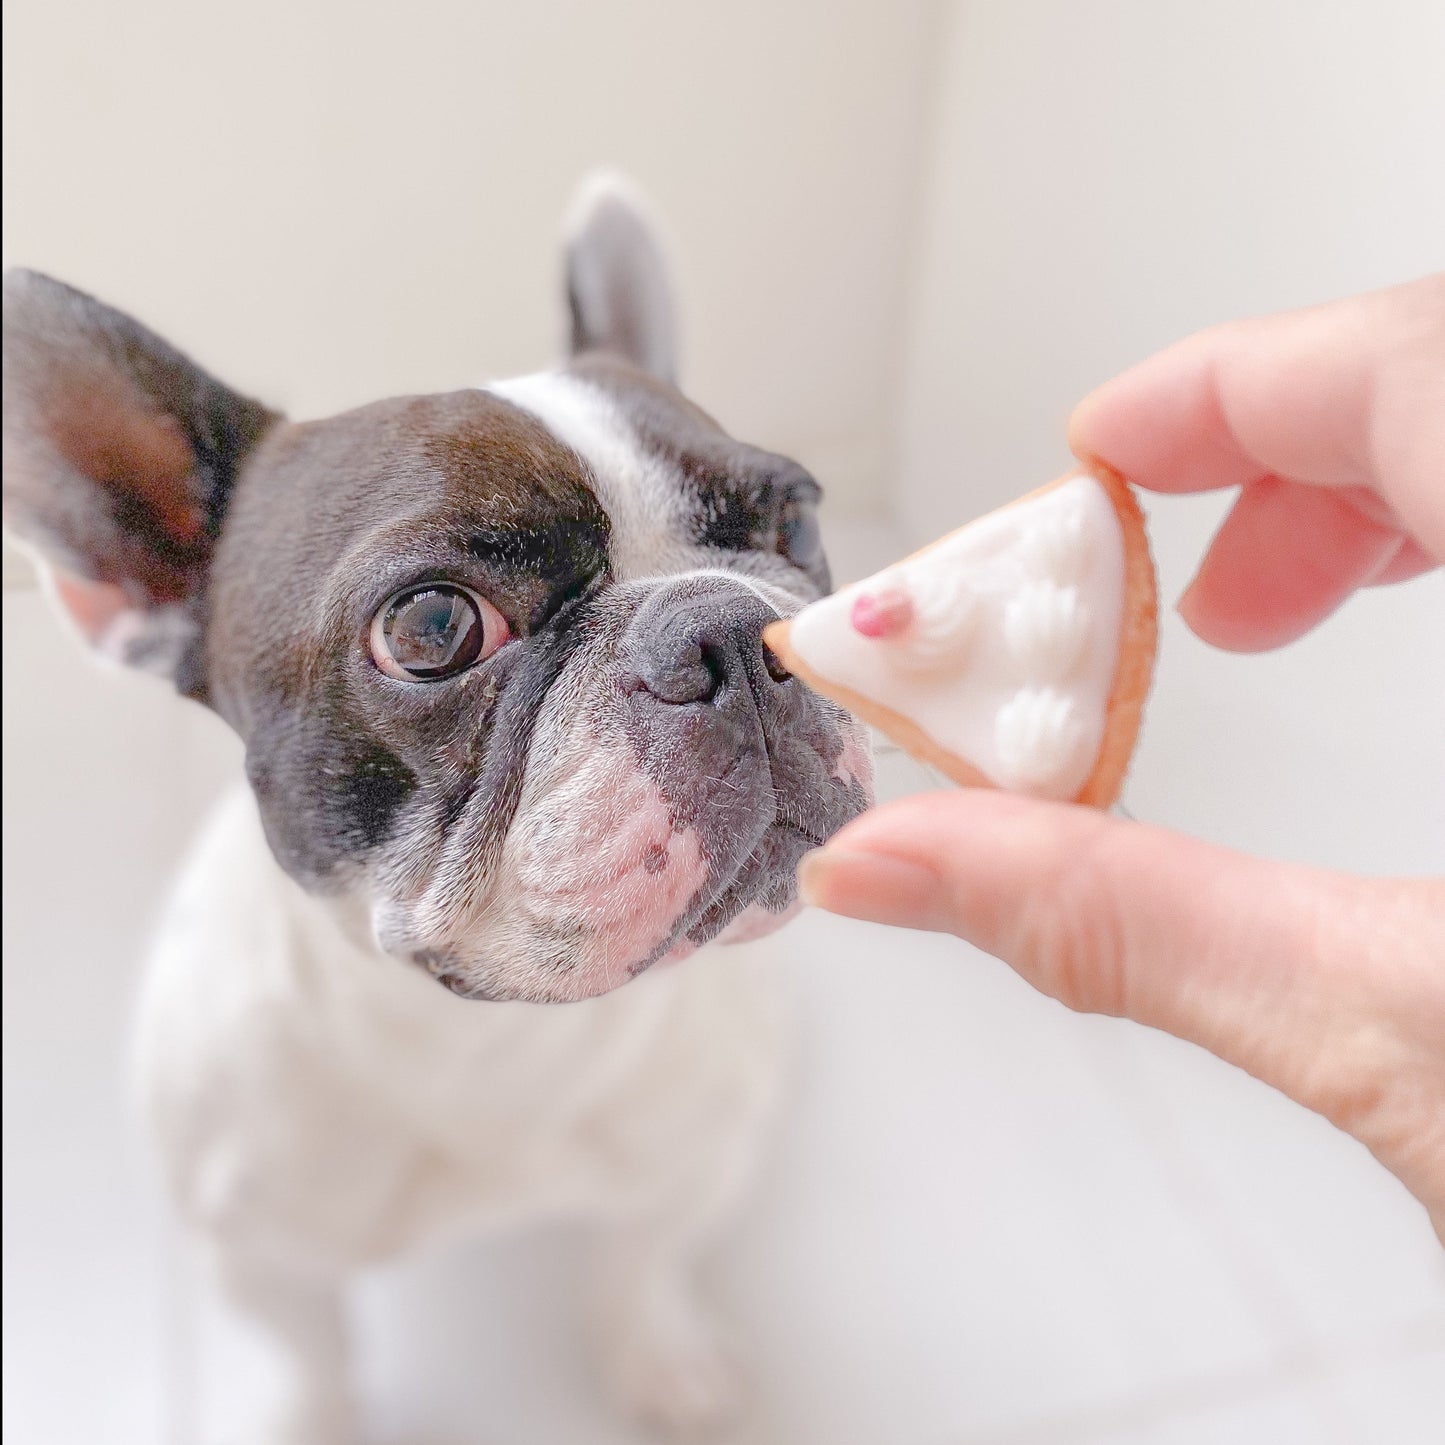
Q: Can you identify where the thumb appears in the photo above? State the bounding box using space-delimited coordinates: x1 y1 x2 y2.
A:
801 791 1326 1036
799 790 1445 1229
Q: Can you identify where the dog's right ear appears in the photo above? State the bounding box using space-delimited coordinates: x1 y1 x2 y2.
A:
564 172 679 385
2 270 280 697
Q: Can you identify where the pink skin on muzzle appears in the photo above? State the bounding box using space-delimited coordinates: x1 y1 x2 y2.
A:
515 749 710 991
510 717 875 990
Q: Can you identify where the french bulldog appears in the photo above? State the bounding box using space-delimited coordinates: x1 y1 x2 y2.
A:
1 174 873 1442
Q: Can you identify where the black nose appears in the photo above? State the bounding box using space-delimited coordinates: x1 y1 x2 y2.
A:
627 584 792 706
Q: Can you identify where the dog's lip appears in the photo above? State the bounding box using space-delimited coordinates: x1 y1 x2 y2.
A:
772 811 829 850
658 938 698 966
632 809 835 977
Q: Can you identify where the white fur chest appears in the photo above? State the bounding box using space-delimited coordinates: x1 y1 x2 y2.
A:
135 788 786 1263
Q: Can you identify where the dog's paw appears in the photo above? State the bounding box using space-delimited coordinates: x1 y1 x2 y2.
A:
598 1300 743 1437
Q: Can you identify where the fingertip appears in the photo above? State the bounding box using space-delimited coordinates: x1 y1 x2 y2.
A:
798 846 950 932
815 790 1116 952
1175 577 1223 646
795 848 829 909
1176 586 1319 652
1066 386 1111 463
802 790 1053 936
827 787 1037 857
1177 476 1408 651
1370 537 1438 587
1067 367 1149 477
1067 329 1270 496
1175 575 1280 651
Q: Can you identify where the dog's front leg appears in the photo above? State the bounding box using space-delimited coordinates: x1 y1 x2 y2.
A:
212 1245 354 1445
593 1217 742 1438
589 1105 768 1443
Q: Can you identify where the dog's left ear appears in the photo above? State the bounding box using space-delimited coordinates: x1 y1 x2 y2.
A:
3 270 280 696
564 172 678 385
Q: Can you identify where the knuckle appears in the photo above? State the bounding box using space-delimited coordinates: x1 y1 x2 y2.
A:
1005 819 1135 1017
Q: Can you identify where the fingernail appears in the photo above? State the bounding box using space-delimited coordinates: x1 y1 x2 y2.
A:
797 848 835 907
798 847 947 929
1066 397 1109 455
1176 576 1209 637
800 847 913 907
796 848 825 905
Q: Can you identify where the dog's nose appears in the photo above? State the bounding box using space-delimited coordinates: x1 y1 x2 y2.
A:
628 584 791 706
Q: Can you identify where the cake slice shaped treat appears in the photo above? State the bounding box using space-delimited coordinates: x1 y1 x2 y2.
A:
764 465 1157 807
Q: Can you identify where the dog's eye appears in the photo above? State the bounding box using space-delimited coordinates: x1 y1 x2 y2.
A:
777 494 823 570
370 584 508 681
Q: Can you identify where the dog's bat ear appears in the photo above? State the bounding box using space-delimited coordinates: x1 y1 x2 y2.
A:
2 269 280 696
563 171 678 385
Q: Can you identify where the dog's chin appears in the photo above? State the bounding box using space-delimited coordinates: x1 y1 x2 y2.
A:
648 885 805 971
421 845 810 1005
709 895 805 948
415 740 876 1004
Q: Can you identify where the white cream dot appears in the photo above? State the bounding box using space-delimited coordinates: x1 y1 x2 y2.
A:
1003 580 1090 681
994 687 1087 790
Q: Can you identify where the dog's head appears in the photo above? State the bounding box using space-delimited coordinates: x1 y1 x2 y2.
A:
2 177 873 1001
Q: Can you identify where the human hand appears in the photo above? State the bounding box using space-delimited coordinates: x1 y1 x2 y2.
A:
800 276 1445 1239
1066 274 1443 651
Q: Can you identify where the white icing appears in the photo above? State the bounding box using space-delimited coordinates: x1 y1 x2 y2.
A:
1003 579 1088 680
788 474 1126 800
994 687 1087 789
1019 494 1088 583
879 565 980 669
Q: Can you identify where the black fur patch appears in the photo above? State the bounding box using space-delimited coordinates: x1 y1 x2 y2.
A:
335 743 419 850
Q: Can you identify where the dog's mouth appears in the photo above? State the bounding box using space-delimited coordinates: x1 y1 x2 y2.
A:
423 802 838 995
629 789 857 977
398 690 874 1003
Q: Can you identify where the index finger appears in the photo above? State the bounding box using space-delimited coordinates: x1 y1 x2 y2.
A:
1066 277 1445 559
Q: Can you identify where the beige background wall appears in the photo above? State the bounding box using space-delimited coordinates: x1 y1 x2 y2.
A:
2 0 941 512
895 0 1445 876
5 4 1445 1443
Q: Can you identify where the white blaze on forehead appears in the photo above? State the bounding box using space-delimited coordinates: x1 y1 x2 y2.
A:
489 372 694 581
